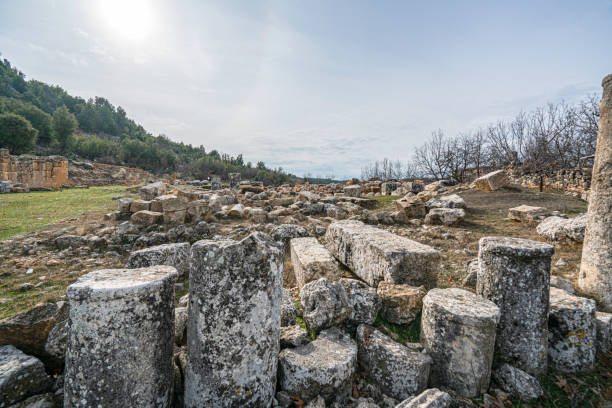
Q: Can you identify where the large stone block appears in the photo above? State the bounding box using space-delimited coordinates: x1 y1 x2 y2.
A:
595 311 611 354
130 199 151 213
508 205 552 223
421 288 500 398
477 236 554 376
0 345 51 407
548 288 596 373
356 325 431 400
290 237 340 288
300 278 351 332
537 214 587 243
64 266 178 408
131 210 163 225
278 327 357 404
424 208 465 226
127 242 191 277
324 220 440 288
344 185 362 198
341 278 381 325
186 233 282 407
140 181 167 201
474 170 507 192
395 196 427 218
377 281 426 325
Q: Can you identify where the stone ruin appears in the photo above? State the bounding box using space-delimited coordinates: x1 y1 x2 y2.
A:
1 74 611 407
0 149 68 192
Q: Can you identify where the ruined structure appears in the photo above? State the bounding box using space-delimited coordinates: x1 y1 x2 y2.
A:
579 74 612 312
0 149 68 190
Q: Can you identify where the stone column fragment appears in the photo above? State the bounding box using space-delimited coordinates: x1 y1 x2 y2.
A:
185 232 282 408
64 266 178 408
477 236 554 376
579 74 612 312
421 288 500 398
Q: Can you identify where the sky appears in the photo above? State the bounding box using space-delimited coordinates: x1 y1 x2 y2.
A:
1 0 611 178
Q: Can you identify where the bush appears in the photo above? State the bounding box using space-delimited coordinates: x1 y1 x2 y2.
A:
0 112 38 154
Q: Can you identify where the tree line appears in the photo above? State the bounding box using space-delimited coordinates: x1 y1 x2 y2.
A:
0 57 290 184
362 94 599 182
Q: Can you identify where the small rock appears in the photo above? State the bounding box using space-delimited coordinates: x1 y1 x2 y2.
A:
493 363 543 400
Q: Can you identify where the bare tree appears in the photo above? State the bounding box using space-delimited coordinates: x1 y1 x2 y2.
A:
413 129 452 180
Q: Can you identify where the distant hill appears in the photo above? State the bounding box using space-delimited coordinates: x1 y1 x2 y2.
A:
0 55 292 185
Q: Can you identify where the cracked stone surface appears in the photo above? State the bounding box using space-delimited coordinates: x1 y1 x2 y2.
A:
0 345 50 408
127 242 191 277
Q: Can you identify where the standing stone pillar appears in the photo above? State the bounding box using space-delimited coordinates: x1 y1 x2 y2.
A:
579 74 612 312
185 232 283 407
64 266 178 408
421 288 500 398
477 237 554 377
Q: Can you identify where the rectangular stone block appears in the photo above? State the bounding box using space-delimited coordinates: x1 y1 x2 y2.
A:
130 200 151 213
290 237 340 288
324 220 440 288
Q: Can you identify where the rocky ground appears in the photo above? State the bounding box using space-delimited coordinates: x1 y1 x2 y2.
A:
0 175 609 407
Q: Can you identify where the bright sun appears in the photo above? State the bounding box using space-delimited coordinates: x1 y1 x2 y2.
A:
97 0 154 42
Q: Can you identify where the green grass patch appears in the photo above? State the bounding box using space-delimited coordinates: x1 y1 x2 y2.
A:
362 195 402 212
374 313 421 344
0 186 136 240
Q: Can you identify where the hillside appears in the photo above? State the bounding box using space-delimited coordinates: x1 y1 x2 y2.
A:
0 56 291 185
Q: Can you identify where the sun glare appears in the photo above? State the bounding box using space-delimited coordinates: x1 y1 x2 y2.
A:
97 0 154 42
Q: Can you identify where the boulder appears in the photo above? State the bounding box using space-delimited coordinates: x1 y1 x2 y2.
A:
425 194 466 209
140 181 166 201
356 325 431 400
300 278 351 332
424 208 465 226
281 288 298 327
474 170 507 192
130 199 151 213
595 312 611 354
395 388 451 408
324 220 440 288
290 237 341 288
537 214 587 243
394 196 427 218
340 278 381 325
127 242 191 277
278 327 357 404
548 288 597 373
492 364 543 400
508 205 552 223
130 210 163 225
377 282 426 325
280 325 310 349
0 345 51 407
227 203 245 218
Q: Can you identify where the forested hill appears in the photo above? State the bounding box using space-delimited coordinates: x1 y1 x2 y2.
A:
0 56 291 185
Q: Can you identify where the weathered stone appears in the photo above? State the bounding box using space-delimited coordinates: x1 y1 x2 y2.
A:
492 364 543 400
462 258 479 288
395 388 451 408
163 209 186 225
127 242 191 277
405 182 424 194
579 74 612 311
595 312 611 354
227 203 245 218
340 278 381 325
55 234 87 250
377 282 426 325
281 288 298 327
425 194 466 209
131 210 163 225
186 233 282 407
550 276 574 294
477 236 554 376
0 303 59 361
130 199 151 213
42 301 70 362
382 181 400 195
300 278 351 332
424 208 465 226
474 170 507 192
537 214 587 243
158 194 188 212
324 220 440 288
394 196 427 218
140 181 167 201
0 345 51 407
8 392 55 408
250 208 268 223
344 185 363 198
271 224 309 251
356 325 431 400
118 197 134 213
174 307 188 346
0 181 10 194
278 327 357 404
508 205 552 223
421 288 500 398
291 237 341 288
280 325 310 349
548 288 596 373
63 266 177 407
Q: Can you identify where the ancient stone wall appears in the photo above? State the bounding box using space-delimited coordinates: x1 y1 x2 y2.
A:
0 149 69 189
506 166 592 194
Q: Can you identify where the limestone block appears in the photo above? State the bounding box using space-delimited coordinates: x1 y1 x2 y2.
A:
280 325 310 349
131 210 163 225
341 278 381 325
324 220 440 288
140 181 166 201
356 325 431 400
127 242 191 277
595 311 611 354
395 388 451 408
281 288 298 327
0 345 51 407
425 194 466 209
395 196 427 218
424 208 465 226
548 288 597 373
186 233 282 407
291 237 340 288
377 281 426 325
158 195 187 212
477 236 554 376
492 364 543 400
344 185 362 198
300 278 351 332
278 327 357 404
508 205 552 223
421 288 500 398
118 197 134 213
474 170 507 192
64 266 178 407
537 214 586 243
130 199 151 213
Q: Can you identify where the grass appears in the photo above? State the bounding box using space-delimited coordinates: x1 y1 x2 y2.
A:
373 313 421 344
0 186 137 240
362 195 402 212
